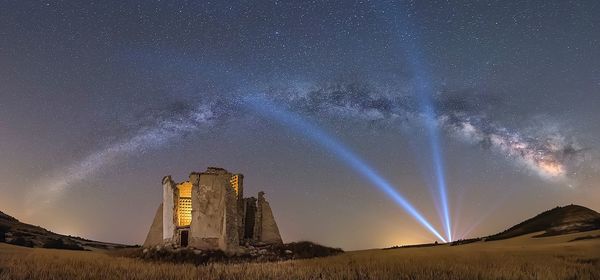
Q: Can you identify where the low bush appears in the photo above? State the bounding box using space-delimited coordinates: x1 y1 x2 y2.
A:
0 225 8 242
42 238 86 251
274 241 343 258
8 237 34 248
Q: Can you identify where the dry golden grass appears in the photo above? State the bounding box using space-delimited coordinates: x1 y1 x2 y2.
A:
1 230 599 280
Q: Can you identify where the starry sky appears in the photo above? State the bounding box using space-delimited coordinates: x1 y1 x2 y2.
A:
1 1 599 250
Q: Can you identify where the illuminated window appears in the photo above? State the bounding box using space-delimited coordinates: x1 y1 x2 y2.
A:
177 182 192 227
230 175 240 196
178 197 192 226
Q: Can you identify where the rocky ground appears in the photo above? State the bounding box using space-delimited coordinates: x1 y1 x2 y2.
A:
127 241 343 265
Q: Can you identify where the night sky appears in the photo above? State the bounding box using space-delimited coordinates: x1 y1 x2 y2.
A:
1 1 599 250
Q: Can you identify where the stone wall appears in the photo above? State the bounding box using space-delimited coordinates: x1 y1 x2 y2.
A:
143 203 163 247
162 176 176 241
253 194 263 241
234 174 245 245
220 174 240 252
256 192 283 244
188 168 240 252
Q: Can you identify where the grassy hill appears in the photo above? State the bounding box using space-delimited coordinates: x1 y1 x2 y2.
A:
0 210 134 251
486 204 600 241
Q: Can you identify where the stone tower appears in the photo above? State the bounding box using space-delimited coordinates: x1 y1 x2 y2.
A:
143 167 283 253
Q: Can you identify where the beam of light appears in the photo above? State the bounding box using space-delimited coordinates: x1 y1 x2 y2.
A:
375 0 453 242
417 89 452 242
243 95 447 242
424 112 453 243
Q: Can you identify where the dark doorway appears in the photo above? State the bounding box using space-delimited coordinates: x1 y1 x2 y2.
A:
244 202 257 239
180 230 189 247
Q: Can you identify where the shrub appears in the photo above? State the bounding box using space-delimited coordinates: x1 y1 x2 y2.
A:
0 225 9 242
8 237 34 248
275 241 344 258
123 247 231 265
42 238 85 251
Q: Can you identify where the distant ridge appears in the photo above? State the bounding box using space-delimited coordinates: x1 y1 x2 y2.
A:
0 210 135 250
486 204 600 241
387 204 600 249
0 211 18 223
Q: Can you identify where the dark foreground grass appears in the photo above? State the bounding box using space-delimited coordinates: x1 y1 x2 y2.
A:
1 231 599 280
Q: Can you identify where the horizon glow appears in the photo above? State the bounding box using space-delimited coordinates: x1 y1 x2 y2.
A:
244 95 447 243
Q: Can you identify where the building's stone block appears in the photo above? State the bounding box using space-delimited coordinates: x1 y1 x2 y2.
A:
257 192 283 244
162 176 176 241
189 170 225 240
143 203 163 247
232 174 245 243
220 175 240 252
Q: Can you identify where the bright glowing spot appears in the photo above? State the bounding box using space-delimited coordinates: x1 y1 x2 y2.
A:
448 119 570 181
538 160 564 177
244 95 447 242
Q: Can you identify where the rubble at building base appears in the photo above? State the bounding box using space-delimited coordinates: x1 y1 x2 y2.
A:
135 241 343 264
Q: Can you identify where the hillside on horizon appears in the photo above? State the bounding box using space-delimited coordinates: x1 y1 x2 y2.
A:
2 204 600 251
0 210 134 251
486 204 600 241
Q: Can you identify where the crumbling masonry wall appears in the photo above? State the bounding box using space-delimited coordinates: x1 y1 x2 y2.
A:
144 167 283 253
143 203 163 247
188 168 240 252
161 176 176 242
255 191 283 244
234 175 245 245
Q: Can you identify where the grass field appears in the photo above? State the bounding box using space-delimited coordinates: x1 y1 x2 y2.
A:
1 230 599 280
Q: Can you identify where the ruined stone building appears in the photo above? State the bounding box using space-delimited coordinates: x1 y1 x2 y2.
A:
144 167 282 252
